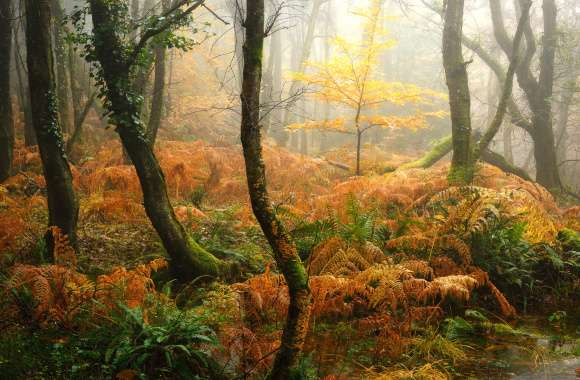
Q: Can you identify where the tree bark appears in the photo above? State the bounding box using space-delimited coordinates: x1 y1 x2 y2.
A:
88 0 229 282
0 0 14 182
24 0 79 254
240 2 311 378
442 0 473 184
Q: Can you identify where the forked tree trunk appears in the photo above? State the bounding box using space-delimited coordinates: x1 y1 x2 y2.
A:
88 0 229 282
489 0 561 190
442 0 473 184
240 2 312 379
0 0 14 182
24 0 79 253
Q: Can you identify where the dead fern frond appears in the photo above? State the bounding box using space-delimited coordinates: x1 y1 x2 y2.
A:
419 275 479 303
50 227 77 268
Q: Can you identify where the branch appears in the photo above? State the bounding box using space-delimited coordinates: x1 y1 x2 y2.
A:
201 4 229 25
489 0 539 100
127 0 205 68
473 0 531 160
558 159 580 168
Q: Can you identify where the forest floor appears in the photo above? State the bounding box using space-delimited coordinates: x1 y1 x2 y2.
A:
0 140 579 379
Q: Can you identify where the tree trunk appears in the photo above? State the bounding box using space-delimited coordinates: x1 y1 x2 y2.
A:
146 44 165 146
51 0 73 134
66 92 96 157
531 0 560 190
0 0 14 182
13 21 36 147
240 2 311 378
503 124 514 164
146 0 168 147
24 0 79 254
356 130 362 176
442 0 473 184
88 0 229 282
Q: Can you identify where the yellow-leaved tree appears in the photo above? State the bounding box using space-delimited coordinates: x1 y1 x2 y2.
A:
288 0 446 175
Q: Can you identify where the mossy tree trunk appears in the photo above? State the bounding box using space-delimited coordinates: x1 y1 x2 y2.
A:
24 0 79 253
0 0 14 182
240 2 312 379
442 0 473 184
88 0 228 282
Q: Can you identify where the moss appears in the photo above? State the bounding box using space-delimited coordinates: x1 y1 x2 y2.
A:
447 163 474 185
401 135 453 170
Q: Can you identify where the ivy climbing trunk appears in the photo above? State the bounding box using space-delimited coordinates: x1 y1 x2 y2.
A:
24 0 79 253
442 0 473 184
88 0 229 282
240 2 312 379
0 0 14 182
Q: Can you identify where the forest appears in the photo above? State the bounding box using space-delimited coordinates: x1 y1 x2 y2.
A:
0 0 578 379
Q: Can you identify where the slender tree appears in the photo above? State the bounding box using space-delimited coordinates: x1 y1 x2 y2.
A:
146 0 170 146
442 0 473 183
82 0 231 281
240 1 312 378
291 0 443 176
0 0 14 182
24 0 79 253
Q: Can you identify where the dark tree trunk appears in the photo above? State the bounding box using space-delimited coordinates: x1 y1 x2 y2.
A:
0 0 14 182
531 0 560 190
24 0 79 253
88 0 229 282
240 2 311 379
442 0 473 184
